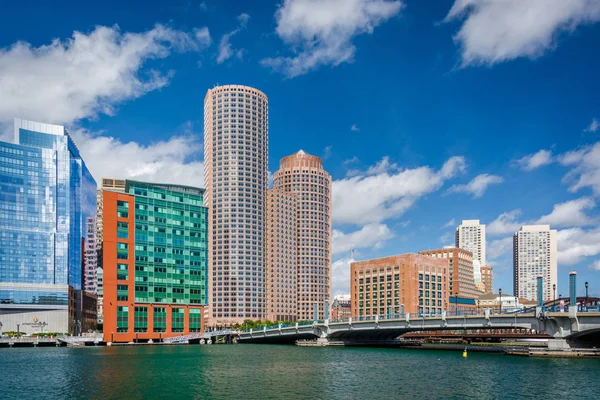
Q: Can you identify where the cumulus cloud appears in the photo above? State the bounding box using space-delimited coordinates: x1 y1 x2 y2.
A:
333 223 394 255
0 24 208 126
217 13 249 64
332 156 466 225
536 197 596 227
559 142 600 195
590 260 600 270
447 173 503 198
445 0 600 66
332 257 355 295
71 125 204 186
558 226 600 265
261 0 404 77
487 209 523 236
584 118 599 133
487 236 513 261
513 149 553 171
343 156 360 165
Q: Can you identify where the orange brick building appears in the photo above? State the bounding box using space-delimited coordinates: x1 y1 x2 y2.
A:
102 181 208 343
351 254 449 317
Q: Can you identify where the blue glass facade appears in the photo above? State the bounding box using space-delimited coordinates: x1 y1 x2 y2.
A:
0 119 96 306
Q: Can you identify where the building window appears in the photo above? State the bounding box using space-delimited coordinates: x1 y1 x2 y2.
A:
134 306 148 333
117 306 128 332
172 308 185 333
117 285 128 301
189 308 202 332
154 307 167 333
117 264 128 280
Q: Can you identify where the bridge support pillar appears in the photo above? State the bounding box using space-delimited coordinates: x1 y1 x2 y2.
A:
548 338 595 350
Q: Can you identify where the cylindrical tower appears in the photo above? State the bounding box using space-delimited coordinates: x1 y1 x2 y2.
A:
273 150 332 321
204 85 269 326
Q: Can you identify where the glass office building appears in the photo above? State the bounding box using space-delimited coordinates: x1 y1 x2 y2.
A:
102 180 208 343
0 119 96 335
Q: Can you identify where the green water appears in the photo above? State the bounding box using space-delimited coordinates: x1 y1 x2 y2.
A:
3 345 600 399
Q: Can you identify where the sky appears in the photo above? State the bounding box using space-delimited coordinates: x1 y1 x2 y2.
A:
1 0 600 299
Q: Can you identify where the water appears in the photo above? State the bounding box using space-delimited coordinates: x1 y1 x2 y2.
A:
3 345 600 399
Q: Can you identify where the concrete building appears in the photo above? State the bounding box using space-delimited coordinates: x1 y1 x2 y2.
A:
83 217 98 294
102 180 208 343
204 85 269 326
0 119 96 335
513 225 557 301
96 266 104 327
351 254 449 317
480 265 493 294
418 247 482 299
456 219 486 266
273 150 332 321
265 188 298 322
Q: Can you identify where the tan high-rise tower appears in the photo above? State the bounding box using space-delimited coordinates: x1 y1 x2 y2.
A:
273 150 332 320
204 85 269 326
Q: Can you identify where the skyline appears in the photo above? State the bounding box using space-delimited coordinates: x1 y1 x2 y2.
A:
1 0 600 298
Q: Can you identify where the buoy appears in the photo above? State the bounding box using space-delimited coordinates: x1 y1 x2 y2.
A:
462 348 468 358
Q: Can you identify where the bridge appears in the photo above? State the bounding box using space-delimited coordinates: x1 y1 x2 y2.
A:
238 307 600 349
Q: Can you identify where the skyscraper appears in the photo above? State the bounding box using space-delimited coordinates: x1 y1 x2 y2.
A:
0 118 96 334
102 180 208 343
273 150 332 321
456 219 486 266
265 188 297 322
204 85 269 326
513 225 557 301
83 217 98 294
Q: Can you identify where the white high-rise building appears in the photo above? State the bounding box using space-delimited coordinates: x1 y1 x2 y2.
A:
513 225 557 301
456 219 486 267
204 84 269 326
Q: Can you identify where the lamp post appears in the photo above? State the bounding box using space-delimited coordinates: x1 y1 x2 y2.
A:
17 324 20 337
499 288 502 314
585 281 589 307
553 284 556 307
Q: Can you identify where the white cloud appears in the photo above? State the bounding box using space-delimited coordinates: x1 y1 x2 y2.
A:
443 218 456 228
590 259 600 270
487 236 513 261
557 226 600 265
199 1 208 10
71 125 204 187
514 149 553 171
440 232 453 245
584 118 599 133
0 24 208 126
447 173 503 198
343 156 360 165
332 223 394 255
194 27 212 47
351 124 360 131
487 209 522 236
216 13 249 64
446 0 600 66
536 197 596 227
559 142 600 195
366 156 397 175
332 257 355 295
261 0 403 77
332 156 466 225
323 145 333 160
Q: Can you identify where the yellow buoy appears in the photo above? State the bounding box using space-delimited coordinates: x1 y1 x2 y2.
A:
462 348 468 358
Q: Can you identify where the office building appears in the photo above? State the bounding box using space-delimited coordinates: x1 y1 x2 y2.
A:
273 150 332 321
265 188 298 322
480 266 493 295
476 293 519 312
351 254 449 317
96 266 104 327
456 219 486 266
83 217 98 294
204 85 269 326
419 247 482 299
0 118 96 335
513 225 557 301
102 180 208 343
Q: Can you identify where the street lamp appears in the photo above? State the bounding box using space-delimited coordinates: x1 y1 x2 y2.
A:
585 282 589 307
499 288 502 314
553 284 556 307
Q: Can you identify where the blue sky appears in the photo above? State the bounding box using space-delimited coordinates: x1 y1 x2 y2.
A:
1 0 600 298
